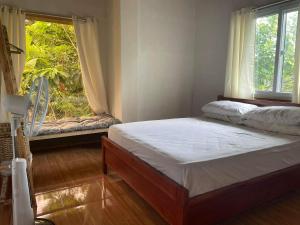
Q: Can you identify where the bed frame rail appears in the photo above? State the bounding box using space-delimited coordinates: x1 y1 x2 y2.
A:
103 136 300 225
185 164 300 225
102 137 189 225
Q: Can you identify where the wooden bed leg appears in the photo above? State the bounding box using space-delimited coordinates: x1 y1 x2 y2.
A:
102 145 108 175
103 163 108 175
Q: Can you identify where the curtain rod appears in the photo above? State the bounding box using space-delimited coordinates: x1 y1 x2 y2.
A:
254 0 299 11
24 10 86 23
0 6 86 23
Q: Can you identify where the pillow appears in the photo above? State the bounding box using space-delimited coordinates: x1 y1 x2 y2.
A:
203 112 242 124
243 119 300 136
243 106 300 126
202 101 258 123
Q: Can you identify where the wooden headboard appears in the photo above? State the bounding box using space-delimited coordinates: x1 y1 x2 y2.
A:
217 95 300 107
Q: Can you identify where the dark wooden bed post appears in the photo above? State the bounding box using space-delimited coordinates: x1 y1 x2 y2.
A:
102 144 108 175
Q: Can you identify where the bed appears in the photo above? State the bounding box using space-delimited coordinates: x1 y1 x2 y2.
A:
102 96 300 225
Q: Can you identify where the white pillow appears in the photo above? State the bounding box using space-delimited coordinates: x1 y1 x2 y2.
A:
203 112 242 124
202 101 258 123
243 119 300 136
243 106 300 126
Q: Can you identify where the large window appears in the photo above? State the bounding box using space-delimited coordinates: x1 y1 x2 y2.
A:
20 19 93 120
255 3 299 99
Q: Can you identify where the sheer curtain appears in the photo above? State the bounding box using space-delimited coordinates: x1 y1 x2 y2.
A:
293 10 300 103
0 6 26 122
224 8 256 99
72 17 108 114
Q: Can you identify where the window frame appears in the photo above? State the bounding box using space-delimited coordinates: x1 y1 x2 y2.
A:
255 1 299 100
25 12 73 25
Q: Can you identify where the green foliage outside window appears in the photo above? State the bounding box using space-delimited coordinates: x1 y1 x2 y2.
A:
255 11 298 93
20 20 93 120
282 11 298 92
255 14 278 91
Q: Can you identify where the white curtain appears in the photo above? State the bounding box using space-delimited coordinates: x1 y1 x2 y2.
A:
293 10 300 103
224 8 256 99
73 17 108 114
0 6 26 122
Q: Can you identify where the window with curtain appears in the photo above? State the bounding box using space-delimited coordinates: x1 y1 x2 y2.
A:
20 17 93 120
255 2 299 99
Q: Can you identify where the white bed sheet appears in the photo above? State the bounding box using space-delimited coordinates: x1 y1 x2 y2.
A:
108 117 300 197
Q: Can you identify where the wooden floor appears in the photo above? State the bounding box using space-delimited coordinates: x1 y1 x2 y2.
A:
33 146 300 225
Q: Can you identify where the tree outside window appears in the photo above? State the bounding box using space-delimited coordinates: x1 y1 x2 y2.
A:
20 20 93 120
255 7 299 98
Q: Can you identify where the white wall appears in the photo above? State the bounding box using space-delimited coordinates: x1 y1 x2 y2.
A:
119 0 280 122
120 0 139 122
192 0 282 115
121 0 197 122
107 0 122 119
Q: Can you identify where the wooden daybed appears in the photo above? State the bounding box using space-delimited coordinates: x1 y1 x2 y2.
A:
102 96 300 225
30 114 120 151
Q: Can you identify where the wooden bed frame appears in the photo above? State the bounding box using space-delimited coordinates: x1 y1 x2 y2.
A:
102 96 300 225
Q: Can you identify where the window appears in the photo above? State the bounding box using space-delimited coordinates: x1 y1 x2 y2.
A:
20 18 93 120
255 3 299 99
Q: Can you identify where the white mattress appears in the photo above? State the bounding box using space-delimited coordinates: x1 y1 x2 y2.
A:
108 117 300 197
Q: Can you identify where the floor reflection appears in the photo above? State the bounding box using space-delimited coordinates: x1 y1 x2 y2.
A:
33 147 167 225
33 146 300 225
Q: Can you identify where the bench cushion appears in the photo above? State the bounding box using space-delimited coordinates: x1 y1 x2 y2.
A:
38 114 120 136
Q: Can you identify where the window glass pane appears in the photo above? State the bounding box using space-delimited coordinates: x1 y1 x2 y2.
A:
255 14 279 92
281 10 298 93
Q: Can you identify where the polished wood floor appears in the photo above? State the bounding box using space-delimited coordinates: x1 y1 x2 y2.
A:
33 146 300 225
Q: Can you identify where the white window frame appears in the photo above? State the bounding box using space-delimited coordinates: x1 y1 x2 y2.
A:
255 1 299 100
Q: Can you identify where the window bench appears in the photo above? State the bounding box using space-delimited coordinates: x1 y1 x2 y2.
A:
29 114 120 151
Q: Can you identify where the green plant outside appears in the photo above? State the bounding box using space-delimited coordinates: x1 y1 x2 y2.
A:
255 11 298 93
20 20 93 121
